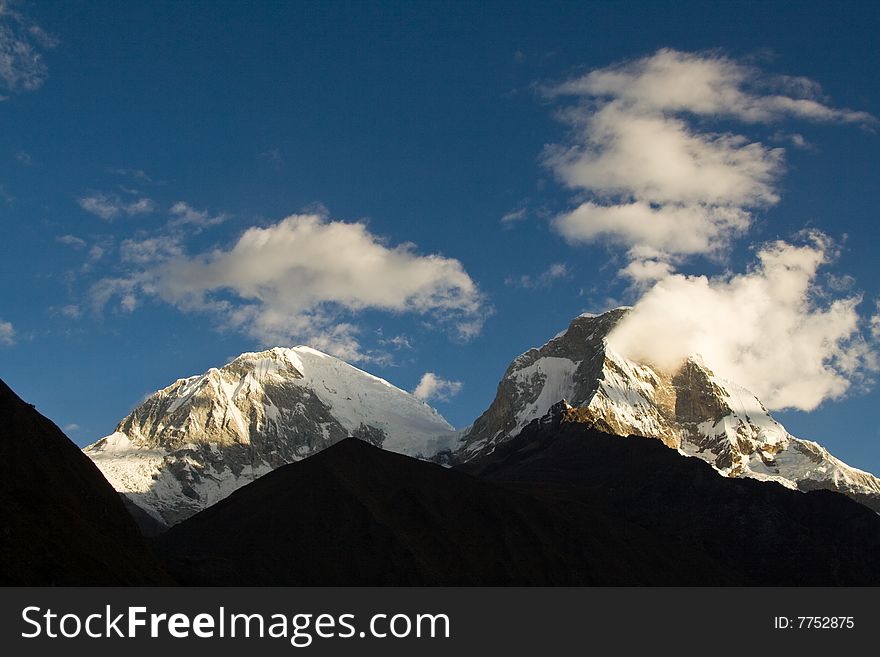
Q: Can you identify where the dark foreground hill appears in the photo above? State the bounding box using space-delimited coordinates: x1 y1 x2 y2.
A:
155 437 733 585
462 406 880 586
0 378 171 585
158 411 880 586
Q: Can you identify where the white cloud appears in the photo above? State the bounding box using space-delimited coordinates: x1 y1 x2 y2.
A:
0 317 14 345
500 207 528 225
0 2 55 94
107 168 153 182
544 50 877 410
56 234 87 249
62 423 80 433
169 201 226 229
544 49 873 265
93 212 485 361
89 277 138 314
618 259 675 287
778 132 811 150
871 303 880 343
549 48 872 124
125 197 155 214
78 192 156 220
120 234 182 265
59 304 81 319
413 372 463 402
87 244 105 262
608 234 877 411
380 334 413 351
554 201 751 260
546 106 783 209
509 262 570 289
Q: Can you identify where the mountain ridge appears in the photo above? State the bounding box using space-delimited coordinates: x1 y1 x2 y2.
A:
155 420 880 586
84 345 456 526
0 378 171 584
84 309 880 526
153 436 740 585
457 401 880 585
453 309 880 511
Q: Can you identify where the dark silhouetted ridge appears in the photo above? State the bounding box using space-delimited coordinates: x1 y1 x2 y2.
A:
156 437 733 585
0 378 172 585
462 410 880 585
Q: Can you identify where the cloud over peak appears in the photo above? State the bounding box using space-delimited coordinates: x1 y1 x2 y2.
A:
94 212 485 362
545 50 877 411
607 233 877 411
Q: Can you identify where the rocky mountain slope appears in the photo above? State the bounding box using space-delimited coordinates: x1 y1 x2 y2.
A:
454 309 880 512
85 309 880 528
84 346 456 527
0 378 171 584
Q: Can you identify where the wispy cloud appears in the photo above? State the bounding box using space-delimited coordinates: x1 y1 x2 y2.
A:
0 1 56 95
107 168 154 183
500 207 528 226
78 192 156 221
507 262 570 289
380 334 414 351
0 317 15 346
169 201 226 229
56 234 87 249
259 148 284 170
15 150 34 166
119 234 182 265
413 372 463 402
59 304 81 319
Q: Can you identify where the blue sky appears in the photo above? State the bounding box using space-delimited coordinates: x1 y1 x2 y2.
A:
1 0 879 473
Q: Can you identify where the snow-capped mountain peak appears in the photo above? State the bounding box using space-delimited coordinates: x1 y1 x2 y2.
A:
454 309 880 511
85 345 456 526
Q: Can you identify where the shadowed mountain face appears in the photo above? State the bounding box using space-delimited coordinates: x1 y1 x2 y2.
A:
462 404 880 586
155 438 736 586
0 379 171 585
155 424 880 586
6 367 878 586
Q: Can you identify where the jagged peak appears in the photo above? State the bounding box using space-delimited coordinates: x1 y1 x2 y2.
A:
577 305 633 318
544 307 632 347
570 306 631 327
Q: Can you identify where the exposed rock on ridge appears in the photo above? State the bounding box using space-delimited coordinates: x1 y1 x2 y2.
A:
454 309 880 512
85 346 456 526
